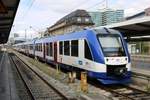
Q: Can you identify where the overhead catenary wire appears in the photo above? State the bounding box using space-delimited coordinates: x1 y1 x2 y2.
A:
85 0 106 10
21 0 36 20
70 0 91 11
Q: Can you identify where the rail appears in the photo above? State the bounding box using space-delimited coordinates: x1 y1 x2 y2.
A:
9 53 73 100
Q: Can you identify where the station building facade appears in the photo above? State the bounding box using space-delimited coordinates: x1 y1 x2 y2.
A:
44 10 94 36
126 7 150 54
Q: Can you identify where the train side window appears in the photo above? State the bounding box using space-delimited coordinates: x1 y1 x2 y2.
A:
41 43 42 51
39 43 42 51
38 44 39 51
39 44 41 51
50 43 53 56
37 44 38 51
30 44 31 50
71 40 78 57
46 43 48 55
59 41 63 55
84 40 93 60
64 41 70 56
30 44 32 50
36 44 38 51
48 43 50 56
36 44 37 51
35 44 36 51
37 44 39 51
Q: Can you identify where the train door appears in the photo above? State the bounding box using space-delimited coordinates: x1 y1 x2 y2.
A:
54 42 57 63
43 43 46 60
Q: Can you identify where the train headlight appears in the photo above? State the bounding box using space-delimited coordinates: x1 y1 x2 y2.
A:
114 67 127 76
106 58 109 61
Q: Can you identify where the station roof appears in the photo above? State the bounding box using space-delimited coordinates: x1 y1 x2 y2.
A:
0 0 20 44
100 16 150 42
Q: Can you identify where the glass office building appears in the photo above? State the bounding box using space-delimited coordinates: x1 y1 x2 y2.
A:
89 9 124 26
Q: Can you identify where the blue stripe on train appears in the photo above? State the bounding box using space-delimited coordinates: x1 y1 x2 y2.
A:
46 59 131 84
88 71 131 84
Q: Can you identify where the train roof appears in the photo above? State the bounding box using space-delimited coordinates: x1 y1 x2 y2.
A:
13 28 121 45
24 40 36 44
13 39 36 46
35 29 94 43
94 27 120 34
35 28 121 43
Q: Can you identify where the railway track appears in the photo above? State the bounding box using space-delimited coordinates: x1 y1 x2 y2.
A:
90 80 150 100
9 53 70 100
12 51 150 100
104 85 150 100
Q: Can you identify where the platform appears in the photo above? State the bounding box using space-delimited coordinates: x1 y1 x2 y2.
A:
0 50 150 100
131 55 150 76
132 67 150 76
0 51 20 100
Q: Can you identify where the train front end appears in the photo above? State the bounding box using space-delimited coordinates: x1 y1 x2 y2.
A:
92 28 131 84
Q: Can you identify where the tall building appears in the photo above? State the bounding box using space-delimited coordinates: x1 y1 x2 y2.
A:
88 12 102 27
88 9 124 26
103 9 124 25
44 10 94 36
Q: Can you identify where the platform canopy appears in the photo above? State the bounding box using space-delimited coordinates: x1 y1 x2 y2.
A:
99 16 150 42
0 0 20 44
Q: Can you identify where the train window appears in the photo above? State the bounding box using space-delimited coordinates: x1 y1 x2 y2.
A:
40 44 42 51
59 41 63 55
71 40 78 57
41 43 44 51
46 43 48 55
30 44 32 50
40 43 42 51
50 43 53 56
84 40 93 60
35 44 36 51
36 44 38 51
48 43 50 56
37 44 39 51
64 41 70 56
38 44 40 51
30 44 31 50
39 44 41 51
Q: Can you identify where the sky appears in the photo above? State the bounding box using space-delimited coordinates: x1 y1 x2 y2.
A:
10 0 150 39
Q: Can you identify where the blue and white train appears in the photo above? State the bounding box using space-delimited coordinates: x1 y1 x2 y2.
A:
13 28 131 84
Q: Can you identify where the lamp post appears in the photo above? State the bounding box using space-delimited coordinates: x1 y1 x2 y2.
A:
25 29 27 41
30 26 41 38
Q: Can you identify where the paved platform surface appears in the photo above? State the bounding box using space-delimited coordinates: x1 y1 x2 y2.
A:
0 50 150 100
132 67 150 76
131 55 150 70
0 51 19 100
131 55 150 76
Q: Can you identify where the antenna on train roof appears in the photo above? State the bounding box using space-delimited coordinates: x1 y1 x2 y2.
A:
103 27 110 33
83 27 89 30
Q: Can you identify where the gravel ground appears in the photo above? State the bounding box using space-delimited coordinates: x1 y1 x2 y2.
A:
9 53 32 100
12 50 112 100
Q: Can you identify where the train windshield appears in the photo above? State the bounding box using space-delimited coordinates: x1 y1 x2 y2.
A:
98 34 126 57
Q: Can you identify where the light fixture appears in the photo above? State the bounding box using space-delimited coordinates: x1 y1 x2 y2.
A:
0 1 7 14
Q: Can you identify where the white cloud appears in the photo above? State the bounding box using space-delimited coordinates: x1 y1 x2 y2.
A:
12 30 39 39
10 0 150 40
